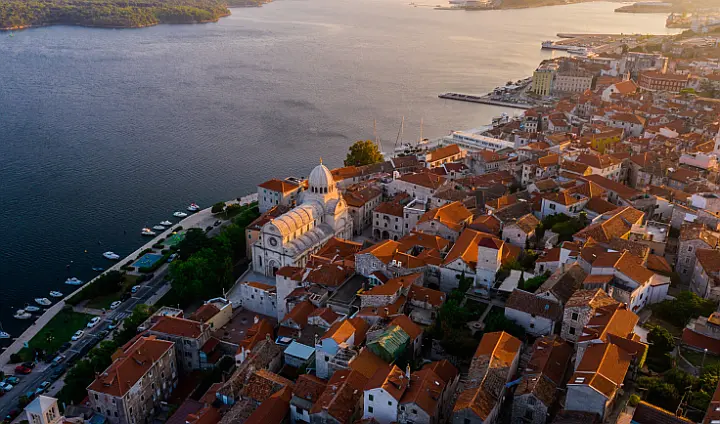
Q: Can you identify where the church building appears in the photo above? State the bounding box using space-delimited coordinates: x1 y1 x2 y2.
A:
252 162 353 276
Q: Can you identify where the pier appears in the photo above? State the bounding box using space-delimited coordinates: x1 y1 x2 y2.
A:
438 93 532 109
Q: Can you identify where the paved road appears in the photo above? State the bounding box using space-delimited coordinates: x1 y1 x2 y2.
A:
0 268 170 419
0 194 257 420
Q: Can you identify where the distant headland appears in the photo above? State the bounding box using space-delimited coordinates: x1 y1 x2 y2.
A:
0 0 268 31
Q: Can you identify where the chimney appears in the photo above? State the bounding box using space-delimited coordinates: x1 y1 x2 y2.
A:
406 364 411 380
254 315 259 325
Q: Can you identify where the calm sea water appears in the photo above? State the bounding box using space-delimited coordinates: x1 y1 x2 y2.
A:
0 0 675 339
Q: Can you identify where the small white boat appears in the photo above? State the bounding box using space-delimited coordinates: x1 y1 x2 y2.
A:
65 277 84 286
49 291 64 298
35 298 52 306
92 267 105 272
141 228 156 236
24 305 40 312
187 203 200 212
160 221 173 226
14 310 32 320
152 225 166 231
103 251 120 260
173 212 187 218
0 331 9 339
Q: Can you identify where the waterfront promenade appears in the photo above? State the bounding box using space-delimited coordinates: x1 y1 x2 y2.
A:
0 193 258 367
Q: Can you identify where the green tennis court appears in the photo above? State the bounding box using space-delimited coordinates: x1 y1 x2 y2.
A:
164 231 186 247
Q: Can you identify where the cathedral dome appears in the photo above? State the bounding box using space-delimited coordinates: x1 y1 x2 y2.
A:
308 162 335 194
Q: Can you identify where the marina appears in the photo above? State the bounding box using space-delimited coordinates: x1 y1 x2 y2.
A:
438 92 532 109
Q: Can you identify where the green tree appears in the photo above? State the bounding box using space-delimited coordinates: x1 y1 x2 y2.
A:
115 304 153 345
648 325 675 354
654 291 717 326
176 228 212 260
211 201 225 214
344 140 383 167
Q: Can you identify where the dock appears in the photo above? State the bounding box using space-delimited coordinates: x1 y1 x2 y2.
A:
438 93 532 110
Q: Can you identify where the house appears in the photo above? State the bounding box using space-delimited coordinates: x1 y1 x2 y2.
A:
504 289 563 336
574 154 622 181
387 173 446 203
240 369 294 405
692 249 720 300
439 228 520 293
245 386 293 424
424 144 465 168
238 282 277 318
189 298 233 332
146 315 211 372
423 360 460 423
367 326 410 363
535 262 586 306
355 233 449 283
632 401 695 424
573 206 645 247
501 214 540 247
561 289 618 343
601 80 638 102
315 317 369 379
280 300 317 340
607 113 646 138
284 341 316 369
345 185 383 236
414 201 473 242
565 342 632 420
363 365 408 424
311 369 368 424
453 331 522 424
407 285 446 326
87 336 177 424
236 317 275 364
511 336 573 424
373 201 407 241
677 224 720 281
291 374 327 424
258 178 302 213
397 368 447 424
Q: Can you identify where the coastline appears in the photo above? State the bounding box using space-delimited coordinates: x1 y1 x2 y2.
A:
0 193 257 366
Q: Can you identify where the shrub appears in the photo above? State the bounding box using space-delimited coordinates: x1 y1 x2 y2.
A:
174 226 183 231
9 353 22 364
628 394 640 407
161 249 170 254
153 243 164 249
211 202 226 214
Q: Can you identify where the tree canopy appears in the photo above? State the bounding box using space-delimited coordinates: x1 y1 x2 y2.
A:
344 140 384 167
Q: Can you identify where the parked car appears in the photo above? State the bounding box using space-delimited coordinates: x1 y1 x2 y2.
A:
51 365 67 379
35 382 50 395
51 355 65 367
71 330 84 341
4 377 20 386
213 220 222 227
87 317 101 328
14 366 31 375
4 409 19 423
131 285 141 294
98 330 109 339
22 361 36 369
110 301 122 310
107 319 118 330
167 253 178 263
59 342 72 352
0 383 12 392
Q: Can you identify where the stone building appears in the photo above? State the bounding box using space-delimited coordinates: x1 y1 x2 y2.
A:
414 201 473 242
146 315 210 372
257 178 302 214
561 289 618 343
87 336 177 424
677 224 720 281
511 336 573 424
344 185 383 236
692 249 720 299
252 162 353 277
290 374 327 424
373 201 407 241
237 281 277 318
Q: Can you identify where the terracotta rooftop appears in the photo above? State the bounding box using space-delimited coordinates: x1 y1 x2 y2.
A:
238 318 275 353
417 201 473 231
258 179 300 194
565 288 619 309
349 348 389 379
189 303 221 323
321 317 369 345
696 248 720 275
505 289 562 321
399 368 445 415
365 365 408 401
244 386 293 424
574 206 644 244
398 172 446 190
281 300 316 329
408 285 445 307
87 336 174 397
390 314 423 340
474 331 522 367
150 315 206 339
427 144 462 162
310 370 368 424
568 342 631 398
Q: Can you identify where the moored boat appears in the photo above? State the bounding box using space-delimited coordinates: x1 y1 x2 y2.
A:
103 251 120 260
35 298 52 306
49 291 64 298
187 203 200 212
24 304 40 312
141 228 156 236
173 212 187 218
160 220 173 226
13 310 32 320
152 225 166 231
92 267 105 272
0 331 9 339
65 277 84 286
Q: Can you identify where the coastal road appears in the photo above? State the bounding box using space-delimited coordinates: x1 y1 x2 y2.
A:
0 269 170 419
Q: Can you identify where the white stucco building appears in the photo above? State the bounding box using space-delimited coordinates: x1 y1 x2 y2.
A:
252 162 353 276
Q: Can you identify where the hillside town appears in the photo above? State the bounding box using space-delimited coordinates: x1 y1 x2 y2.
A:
13 41 720 424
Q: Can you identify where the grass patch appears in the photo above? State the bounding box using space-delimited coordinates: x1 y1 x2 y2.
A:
681 347 720 368
17 309 91 361
84 274 140 310
644 315 684 337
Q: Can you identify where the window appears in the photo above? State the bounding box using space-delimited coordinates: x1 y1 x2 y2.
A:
528 397 536 405
569 327 576 335
571 312 578 321
369 394 374 401
401 406 405 411
530 323 535 329
368 406 374 413
689 246 693 252
524 409 534 420
412 409 417 414
465 419 471 424
325 356 329 361
95 394 99 400
388 401 393 406
549 204 556 210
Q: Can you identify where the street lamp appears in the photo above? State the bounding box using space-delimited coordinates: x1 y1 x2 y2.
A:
702 348 709 368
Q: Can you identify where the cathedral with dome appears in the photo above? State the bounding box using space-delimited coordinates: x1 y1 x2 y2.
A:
252 161 353 276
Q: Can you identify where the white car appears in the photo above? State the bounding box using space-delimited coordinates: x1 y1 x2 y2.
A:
131 285 141 294
71 330 84 341
0 383 13 392
110 301 122 310
87 317 101 328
